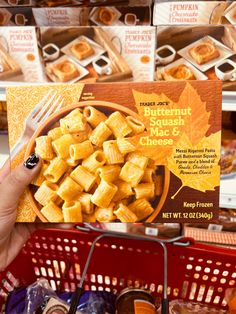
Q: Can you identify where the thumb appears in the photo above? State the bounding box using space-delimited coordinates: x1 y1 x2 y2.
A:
0 154 41 213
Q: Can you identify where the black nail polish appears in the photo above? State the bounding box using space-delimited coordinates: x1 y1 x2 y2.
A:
24 153 39 169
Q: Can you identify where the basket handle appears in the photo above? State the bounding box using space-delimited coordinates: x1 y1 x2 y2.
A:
162 298 169 314
69 224 193 314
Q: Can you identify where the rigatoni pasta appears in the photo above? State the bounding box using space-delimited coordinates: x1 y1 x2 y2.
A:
44 157 68 183
84 106 107 128
62 201 82 222
96 165 121 183
35 136 54 161
105 111 132 138
31 105 165 223
103 140 124 164
126 116 146 134
57 177 82 201
41 201 64 222
82 151 106 173
71 165 96 192
52 134 78 159
89 121 112 147
34 181 58 206
69 140 94 160
114 203 138 223
91 179 118 208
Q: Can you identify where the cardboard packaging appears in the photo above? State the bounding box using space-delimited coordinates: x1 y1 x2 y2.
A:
39 26 156 83
0 6 35 25
153 0 236 25
0 0 35 7
0 26 44 86
32 5 151 26
155 25 236 92
7 81 221 223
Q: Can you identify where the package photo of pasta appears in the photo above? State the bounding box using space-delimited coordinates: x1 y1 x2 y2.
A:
7 81 222 223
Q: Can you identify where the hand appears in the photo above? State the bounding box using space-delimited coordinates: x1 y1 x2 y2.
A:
0 154 42 271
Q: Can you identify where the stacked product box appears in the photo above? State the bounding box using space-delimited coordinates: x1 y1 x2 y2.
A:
153 0 236 26
0 26 156 86
0 1 152 26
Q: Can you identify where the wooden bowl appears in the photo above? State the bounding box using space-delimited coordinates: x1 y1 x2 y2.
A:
25 101 170 223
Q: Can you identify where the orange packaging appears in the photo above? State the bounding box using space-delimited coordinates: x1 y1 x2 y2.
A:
7 81 222 223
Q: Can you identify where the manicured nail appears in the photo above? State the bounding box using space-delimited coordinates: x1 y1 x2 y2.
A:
24 153 39 169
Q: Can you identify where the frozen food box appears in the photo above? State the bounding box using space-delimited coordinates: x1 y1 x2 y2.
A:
0 0 36 7
38 26 156 83
7 81 222 223
35 0 152 8
32 7 91 26
32 5 151 26
0 26 44 86
155 25 236 92
153 0 236 25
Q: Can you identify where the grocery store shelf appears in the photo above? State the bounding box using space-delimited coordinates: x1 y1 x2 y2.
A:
220 177 236 209
222 91 236 112
0 89 6 102
0 134 9 168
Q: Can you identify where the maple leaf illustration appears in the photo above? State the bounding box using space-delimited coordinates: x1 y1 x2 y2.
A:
168 131 221 199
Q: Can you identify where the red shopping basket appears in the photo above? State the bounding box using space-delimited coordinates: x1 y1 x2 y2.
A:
0 227 235 312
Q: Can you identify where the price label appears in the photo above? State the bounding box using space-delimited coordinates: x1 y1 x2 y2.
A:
145 227 158 236
208 224 223 232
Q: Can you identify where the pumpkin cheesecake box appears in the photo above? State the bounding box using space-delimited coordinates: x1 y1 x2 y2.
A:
32 5 151 26
0 26 44 86
7 81 222 223
153 0 236 25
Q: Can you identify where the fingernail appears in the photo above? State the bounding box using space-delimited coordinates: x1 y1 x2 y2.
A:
24 153 40 169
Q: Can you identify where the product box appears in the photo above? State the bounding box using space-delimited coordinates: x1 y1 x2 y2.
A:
39 26 156 83
153 0 236 25
155 25 236 92
32 5 151 26
0 7 35 25
0 26 44 86
0 0 35 7
7 81 222 223
35 0 152 8
32 7 90 26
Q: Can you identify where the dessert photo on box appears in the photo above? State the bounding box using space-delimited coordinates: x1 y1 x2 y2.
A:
7 81 221 223
0 0 35 7
38 26 155 84
0 7 35 26
0 26 44 85
155 25 236 91
88 5 151 26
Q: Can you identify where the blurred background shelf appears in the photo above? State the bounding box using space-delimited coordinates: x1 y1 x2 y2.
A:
0 133 9 167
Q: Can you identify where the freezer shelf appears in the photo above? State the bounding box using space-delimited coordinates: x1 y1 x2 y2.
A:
0 89 236 111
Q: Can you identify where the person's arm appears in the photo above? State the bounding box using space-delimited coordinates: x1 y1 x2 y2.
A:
0 154 41 271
